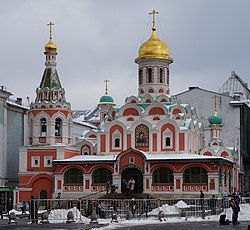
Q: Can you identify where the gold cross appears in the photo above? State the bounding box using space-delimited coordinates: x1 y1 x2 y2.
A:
47 21 54 40
212 95 218 114
104 79 109 95
149 10 159 30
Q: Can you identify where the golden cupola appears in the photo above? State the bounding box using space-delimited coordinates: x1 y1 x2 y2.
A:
44 22 57 54
135 10 173 62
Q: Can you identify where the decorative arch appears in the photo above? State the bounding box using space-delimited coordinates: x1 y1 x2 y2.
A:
123 108 139 116
148 107 165 115
81 144 91 155
148 88 154 94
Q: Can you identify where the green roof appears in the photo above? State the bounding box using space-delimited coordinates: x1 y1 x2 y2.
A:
209 113 223 125
100 95 114 103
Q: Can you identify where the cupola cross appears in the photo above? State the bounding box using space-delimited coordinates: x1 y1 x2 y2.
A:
104 79 109 95
47 21 54 39
212 95 218 114
149 10 159 30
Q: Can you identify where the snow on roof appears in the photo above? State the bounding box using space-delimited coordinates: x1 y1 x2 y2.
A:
54 152 233 164
73 119 97 129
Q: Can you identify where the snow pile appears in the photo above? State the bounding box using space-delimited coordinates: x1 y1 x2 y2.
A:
148 203 180 215
48 207 89 224
175 200 190 209
223 203 250 221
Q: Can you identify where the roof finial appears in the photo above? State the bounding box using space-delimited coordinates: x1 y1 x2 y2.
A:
104 79 109 95
212 95 218 115
149 10 159 31
47 21 54 40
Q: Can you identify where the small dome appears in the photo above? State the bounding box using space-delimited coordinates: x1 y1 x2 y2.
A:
136 29 173 62
44 39 57 54
99 95 114 104
209 112 223 125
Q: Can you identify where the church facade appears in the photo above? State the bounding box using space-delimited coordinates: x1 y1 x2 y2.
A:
14 12 239 204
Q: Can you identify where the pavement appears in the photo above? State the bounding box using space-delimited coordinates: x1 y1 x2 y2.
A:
0 217 108 230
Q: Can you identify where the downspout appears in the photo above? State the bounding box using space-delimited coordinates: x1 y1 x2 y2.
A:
218 159 223 197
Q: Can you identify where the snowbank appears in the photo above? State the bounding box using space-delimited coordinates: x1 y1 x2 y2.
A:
148 203 180 215
175 200 190 209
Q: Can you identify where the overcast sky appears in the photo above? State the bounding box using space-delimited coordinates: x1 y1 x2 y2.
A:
1 0 250 110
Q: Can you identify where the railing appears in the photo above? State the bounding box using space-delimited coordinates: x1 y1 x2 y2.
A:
22 197 250 223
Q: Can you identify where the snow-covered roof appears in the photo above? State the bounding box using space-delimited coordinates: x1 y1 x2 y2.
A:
53 152 234 164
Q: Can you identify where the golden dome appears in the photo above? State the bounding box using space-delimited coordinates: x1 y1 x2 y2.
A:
136 29 173 61
44 38 57 54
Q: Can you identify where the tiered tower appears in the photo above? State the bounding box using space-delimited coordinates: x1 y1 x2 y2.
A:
135 10 173 98
28 22 72 146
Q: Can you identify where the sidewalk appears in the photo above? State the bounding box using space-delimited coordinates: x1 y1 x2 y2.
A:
0 216 108 229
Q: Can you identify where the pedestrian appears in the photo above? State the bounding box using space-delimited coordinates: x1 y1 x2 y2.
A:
230 193 240 225
128 178 135 194
56 192 61 208
0 199 3 219
30 196 36 223
106 180 111 195
139 198 150 218
21 201 27 215
209 195 217 215
200 190 204 209
130 198 136 217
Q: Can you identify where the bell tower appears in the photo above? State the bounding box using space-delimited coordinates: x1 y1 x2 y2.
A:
135 10 173 98
28 22 72 146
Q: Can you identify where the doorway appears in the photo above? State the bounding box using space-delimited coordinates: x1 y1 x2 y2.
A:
121 167 143 193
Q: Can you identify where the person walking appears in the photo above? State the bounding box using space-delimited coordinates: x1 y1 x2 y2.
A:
130 198 136 218
56 192 61 208
30 196 36 223
209 195 217 215
21 201 27 215
200 190 205 209
230 193 240 225
139 198 150 218
106 180 111 195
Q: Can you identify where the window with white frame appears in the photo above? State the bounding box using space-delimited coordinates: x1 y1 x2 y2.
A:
81 146 90 155
32 156 40 167
44 156 53 167
112 130 121 149
163 128 173 148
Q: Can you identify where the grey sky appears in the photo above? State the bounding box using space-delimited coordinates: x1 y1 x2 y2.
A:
0 0 250 109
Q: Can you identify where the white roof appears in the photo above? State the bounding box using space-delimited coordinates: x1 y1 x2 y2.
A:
53 152 233 163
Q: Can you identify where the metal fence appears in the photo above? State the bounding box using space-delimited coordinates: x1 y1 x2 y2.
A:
22 196 250 223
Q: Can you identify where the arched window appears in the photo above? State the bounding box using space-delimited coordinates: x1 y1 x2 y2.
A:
159 68 163 83
92 168 112 184
183 167 208 184
55 118 62 136
112 130 121 149
115 138 120 148
148 68 152 83
153 167 174 184
40 118 47 136
81 145 90 155
135 124 149 147
139 69 143 84
64 168 83 185
165 137 171 147
163 128 172 148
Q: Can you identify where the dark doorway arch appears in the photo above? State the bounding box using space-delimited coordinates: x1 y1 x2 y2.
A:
40 190 47 199
121 167 143 193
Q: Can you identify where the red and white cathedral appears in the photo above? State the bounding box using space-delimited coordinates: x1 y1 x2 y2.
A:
14 13 239 205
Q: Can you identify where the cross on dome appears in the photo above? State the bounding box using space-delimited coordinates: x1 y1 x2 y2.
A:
47 21 54 40
149 10 159 30
104 79 109 95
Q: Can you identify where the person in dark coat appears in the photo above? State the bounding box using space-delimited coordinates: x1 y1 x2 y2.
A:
21 201 27 215
30 196 38 223
230 193 240 225
0 199 3 219
209 195 217 215
200 190 205 209
139 198 150 218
